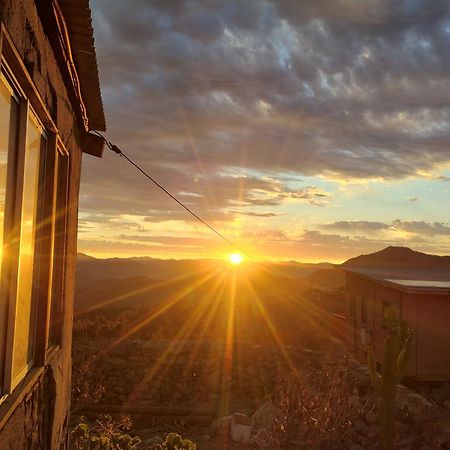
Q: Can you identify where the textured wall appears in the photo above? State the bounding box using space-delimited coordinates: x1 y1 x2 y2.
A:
0 0 84 448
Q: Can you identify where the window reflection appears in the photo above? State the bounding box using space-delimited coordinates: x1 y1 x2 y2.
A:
12 114 45 382
0 78 17 287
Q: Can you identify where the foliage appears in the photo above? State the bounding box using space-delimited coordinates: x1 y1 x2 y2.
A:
274 360 373 449
71 415 140 450
148 432 196 450
71 344 106 414
368 307 413 450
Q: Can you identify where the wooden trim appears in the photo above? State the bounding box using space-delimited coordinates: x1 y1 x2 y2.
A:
3 99 29 394
34 134 58 365
48 149 69 347
0 75 20 395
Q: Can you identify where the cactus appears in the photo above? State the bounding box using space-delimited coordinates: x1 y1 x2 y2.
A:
368 307 413 450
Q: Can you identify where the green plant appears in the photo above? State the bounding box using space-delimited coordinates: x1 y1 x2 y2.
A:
71 415 141 450
149 433 196 450
368 307 413 450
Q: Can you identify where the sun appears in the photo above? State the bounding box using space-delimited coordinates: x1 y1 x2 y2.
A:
229 253 243 265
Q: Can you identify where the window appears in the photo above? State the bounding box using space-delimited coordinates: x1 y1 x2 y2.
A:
0 70 50 392
0 55 68 398
0 71 18 394
48 149 69 347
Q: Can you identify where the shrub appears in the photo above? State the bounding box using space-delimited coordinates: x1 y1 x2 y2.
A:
148 433 196 450
71 415 140 450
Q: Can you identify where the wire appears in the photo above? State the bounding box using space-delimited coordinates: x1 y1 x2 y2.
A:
91 130 255 260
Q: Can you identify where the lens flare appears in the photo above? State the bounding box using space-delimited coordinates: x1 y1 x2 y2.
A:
229 253 243 265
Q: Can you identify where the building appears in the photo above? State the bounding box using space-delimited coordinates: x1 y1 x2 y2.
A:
343 267 450 381
0 0 105 448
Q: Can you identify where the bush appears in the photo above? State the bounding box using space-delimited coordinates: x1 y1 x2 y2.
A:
71 415 140 450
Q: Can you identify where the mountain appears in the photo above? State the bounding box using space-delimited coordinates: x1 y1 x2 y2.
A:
303 268 345 289
341 246 450 280
75 253 332 289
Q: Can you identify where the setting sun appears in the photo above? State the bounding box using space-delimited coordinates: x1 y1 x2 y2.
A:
229 253 243 265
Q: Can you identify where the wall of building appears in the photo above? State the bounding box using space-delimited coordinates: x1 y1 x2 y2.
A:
0 0 84 447
346 272 450 380
403 293 450 380
345 273 415 375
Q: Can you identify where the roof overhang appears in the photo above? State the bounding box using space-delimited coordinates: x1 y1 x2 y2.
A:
36 0 106 148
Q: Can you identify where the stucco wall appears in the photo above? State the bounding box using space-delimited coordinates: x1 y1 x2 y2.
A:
0 0 84 448
407 293 450 380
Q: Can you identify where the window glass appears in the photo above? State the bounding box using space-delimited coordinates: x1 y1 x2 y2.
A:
12 113 45 383
0 76 18 391
49 151 69 347
0 78 17 287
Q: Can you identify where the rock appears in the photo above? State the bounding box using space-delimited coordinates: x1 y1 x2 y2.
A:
349 445 365 450
230 413 252 443
288 439 308 449
353 418 368 435
211 415 232 431
364 410 377 424
252 400 283 431
142 435 163 446
430 383 450 404
398 391 433 416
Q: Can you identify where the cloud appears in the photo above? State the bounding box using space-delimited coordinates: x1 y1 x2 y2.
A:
228 211 280 218
80 1 450 259
322 220 388 232
323 219 450 236
88 0 450 194
390 220 450 236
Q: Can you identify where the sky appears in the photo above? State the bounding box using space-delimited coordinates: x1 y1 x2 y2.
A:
78 0 450 263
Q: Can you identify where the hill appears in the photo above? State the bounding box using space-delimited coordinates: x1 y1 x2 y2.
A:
303 268 345 289
341 246 450 280
75 253 332 289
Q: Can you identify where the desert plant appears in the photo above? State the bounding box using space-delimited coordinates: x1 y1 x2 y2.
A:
274 360 373 449
368 307 413 450
71 415 140 450
148 432 196 450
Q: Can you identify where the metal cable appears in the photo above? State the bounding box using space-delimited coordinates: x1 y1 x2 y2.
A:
91 130 254 260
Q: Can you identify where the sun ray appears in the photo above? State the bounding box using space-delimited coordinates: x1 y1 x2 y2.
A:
85 270 219 366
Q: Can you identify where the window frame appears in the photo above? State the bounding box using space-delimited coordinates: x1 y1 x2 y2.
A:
0 24 68 402
47 145 70 350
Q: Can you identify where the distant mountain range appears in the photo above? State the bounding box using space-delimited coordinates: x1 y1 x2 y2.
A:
75 253 335 289
75 246 450 312
75 254 343 312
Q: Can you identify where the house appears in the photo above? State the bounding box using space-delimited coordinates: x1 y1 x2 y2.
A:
343 267 450 381
0 0 105 448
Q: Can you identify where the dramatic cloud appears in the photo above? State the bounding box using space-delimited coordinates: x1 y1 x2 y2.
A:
323 220 450 236
79 1 450 260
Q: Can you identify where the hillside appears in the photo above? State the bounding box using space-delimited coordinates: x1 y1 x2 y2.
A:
341 246 450 280
303 268 345 289
75 253 332 288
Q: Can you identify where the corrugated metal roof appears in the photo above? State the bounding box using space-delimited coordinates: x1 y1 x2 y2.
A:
386 279 450 289
341 267 450 294
59 0 106 131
